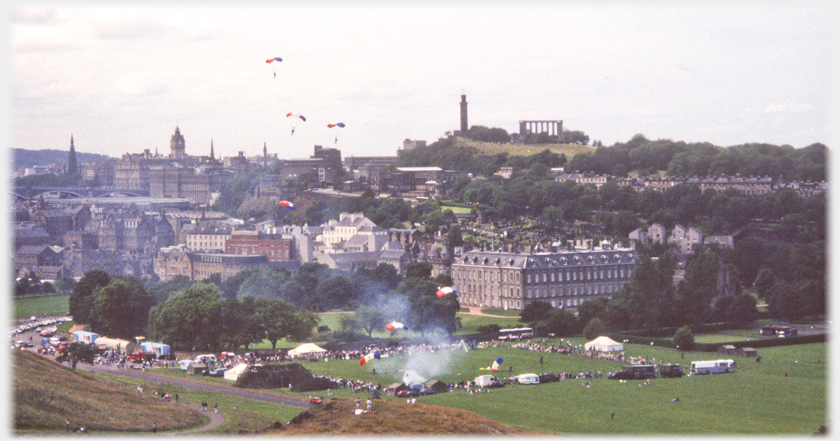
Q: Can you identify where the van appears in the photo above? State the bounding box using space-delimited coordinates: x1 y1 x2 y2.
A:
690 359 735 375
179 360 197 371
195 354 217 365
514 373 540 385
474 375 496 387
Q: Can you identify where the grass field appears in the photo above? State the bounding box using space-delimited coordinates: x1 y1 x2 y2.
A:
150 339 827 435
11 293 69 322
458 137 595 159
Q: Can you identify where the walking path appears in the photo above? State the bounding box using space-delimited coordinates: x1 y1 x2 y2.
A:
163 404 225 435
462 306 520 318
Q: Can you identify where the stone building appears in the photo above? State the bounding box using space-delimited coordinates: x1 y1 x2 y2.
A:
450 248 638 311
225 230 294 261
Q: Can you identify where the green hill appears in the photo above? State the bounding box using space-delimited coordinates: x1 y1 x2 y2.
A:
12 148 113 171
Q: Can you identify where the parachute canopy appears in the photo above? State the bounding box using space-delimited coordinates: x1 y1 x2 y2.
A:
286 112 306 122
359 352 380 366
327 122 345 128
265 57 283 63
278 200 295 210
436 287 457 298
491 357 504 372
385 321 408 331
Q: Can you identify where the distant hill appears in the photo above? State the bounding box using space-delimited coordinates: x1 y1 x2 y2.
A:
12 148 113 171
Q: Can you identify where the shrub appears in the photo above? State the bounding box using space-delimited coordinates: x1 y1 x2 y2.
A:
673 326 695 351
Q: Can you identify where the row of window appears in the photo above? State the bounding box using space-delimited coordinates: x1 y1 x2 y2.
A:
453 265 633 285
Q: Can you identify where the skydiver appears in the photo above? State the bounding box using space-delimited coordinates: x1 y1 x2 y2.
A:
273 71 276 78
335 136 338 144
291 127 295 135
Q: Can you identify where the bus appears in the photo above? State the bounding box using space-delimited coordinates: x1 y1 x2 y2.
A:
690 359 736 375
498 327 534 340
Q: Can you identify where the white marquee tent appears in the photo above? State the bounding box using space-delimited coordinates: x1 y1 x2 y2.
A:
223 363 249 381
584 336 624 352
288 343 328 356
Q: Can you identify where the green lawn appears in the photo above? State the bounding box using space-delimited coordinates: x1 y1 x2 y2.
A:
12 294 69 322
149 339 826 435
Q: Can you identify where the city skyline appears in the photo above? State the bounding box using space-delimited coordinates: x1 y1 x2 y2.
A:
10 3 830 161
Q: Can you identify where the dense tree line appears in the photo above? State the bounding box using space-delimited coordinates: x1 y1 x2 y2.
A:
566 134 826 182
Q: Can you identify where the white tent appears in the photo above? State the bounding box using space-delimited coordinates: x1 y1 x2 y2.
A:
584 336 623 352
223 363 249 381
288 343 328 355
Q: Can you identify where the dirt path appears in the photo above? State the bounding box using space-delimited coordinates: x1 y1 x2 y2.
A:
462 306 520 318
163 404 225 435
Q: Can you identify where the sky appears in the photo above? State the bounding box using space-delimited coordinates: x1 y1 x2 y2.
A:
7 2 833 162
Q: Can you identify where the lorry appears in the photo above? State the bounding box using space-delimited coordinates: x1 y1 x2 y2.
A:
657 363 684 378
690 359 735 375
608 364 656 380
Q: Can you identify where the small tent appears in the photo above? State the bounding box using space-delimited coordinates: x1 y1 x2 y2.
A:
224 363 249 381
288 343 328 357
584 336 623 352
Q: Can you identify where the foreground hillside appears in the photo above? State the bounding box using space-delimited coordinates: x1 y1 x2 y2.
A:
270 397 543 436
12 351 203 432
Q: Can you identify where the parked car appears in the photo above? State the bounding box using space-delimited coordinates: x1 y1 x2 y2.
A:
310 396 323 405
396 389 420 398
417 388 437 395
206 368 227 377
485 380 505 389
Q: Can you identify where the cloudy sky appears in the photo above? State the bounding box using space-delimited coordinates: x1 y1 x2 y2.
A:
9 2 831 161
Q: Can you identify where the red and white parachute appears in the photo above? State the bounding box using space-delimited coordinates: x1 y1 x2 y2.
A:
385 321 408 331
265 57 283 63
286 112 306 122
278 200 294 210
327 122 345 128
359 352 380 366
436 287 457 298
491 356 503 372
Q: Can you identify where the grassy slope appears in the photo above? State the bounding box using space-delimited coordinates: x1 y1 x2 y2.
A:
269 397 542 435
12 351 204 432
12 294 69 322
457 137 595 159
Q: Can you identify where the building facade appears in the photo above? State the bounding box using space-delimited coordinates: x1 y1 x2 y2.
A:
451 248 638 311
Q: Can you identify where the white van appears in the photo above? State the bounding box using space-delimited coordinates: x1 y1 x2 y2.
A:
690 359 735 375
474 375 495 387
178 360 197 371
514 373 540 385
195 354 217 364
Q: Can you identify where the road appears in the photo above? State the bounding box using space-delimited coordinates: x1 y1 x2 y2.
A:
72 361 312 409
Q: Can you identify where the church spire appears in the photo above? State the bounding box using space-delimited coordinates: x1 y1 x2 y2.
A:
210 139 215 160
68 135 78 175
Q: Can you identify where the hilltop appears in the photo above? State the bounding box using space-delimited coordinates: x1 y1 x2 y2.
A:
456 136 594 159
271 397 543 436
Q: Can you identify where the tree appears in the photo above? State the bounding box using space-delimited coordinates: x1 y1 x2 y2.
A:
354 306 387 338
256 297 308 349
520 301 553 324
315 274 356 310
69 269 111 325
534 309 578 337
582 317 606 340
404 262 433 280
673 326 695 351
147 283 224 351
725 294 758 325
88 277 155 340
